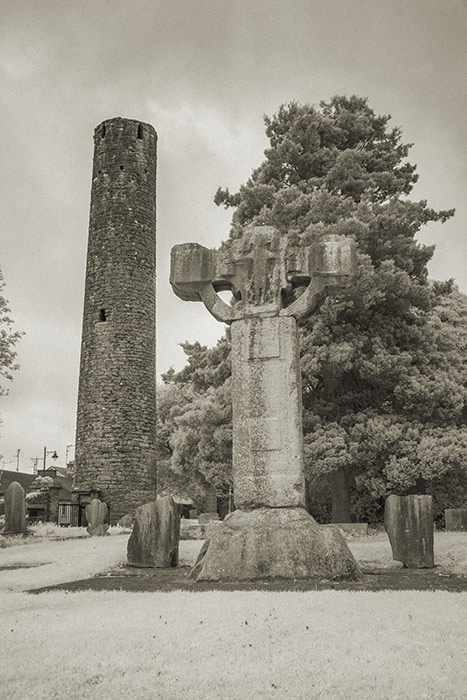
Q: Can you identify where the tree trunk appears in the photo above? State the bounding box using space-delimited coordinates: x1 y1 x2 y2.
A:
321 367 352 523
330 466 352 523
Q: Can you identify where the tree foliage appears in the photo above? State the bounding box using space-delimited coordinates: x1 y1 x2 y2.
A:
0 270 23 454
0 270 22 396
156 337 232 509
164 96 463 523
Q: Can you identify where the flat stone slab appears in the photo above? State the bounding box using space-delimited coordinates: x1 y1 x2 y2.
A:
191 508 362 582
198 513 219 524
335 523 369 536
180 523 206 540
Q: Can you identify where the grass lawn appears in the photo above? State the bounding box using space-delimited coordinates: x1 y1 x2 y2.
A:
1 530 467 699
349 530 467 574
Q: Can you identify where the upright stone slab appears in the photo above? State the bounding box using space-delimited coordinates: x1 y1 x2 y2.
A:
204 484 218 513
445 508 467 531
385 494 434 568
198 484 219 523
171 226 361 581
127 496 180 568
3 481 28 535
47 484 61 524
74 118 158 523
85 498 109 536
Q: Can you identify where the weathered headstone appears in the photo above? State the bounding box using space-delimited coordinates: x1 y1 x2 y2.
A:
385 494 434 568
85 498 109 536
171 225 361 581
198 484 219 524
47 484 62 524
445 508 467 531
3 481 28 535
204 484 217 512
127 495 180 567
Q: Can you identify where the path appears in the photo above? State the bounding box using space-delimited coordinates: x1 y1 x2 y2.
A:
0 535 130 591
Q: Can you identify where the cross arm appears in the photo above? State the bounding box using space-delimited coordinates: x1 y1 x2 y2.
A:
170 243 214 301
170 243 238 323
281 234 357 320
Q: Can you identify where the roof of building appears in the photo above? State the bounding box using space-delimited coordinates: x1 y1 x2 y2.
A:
0 467 73 499
0 469 36 496
51 466 71 479
47 467 73 492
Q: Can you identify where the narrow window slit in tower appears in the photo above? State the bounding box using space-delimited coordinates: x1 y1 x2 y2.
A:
101 124 106 138
137 124 143 139
120 165 124 170
98 309 107 322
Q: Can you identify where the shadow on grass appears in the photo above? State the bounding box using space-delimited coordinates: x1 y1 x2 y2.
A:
30 563 467 594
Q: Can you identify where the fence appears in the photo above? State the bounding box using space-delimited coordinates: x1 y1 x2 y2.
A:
58 503 80 526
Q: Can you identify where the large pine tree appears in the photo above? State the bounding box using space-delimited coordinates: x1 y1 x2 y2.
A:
162 96 465 523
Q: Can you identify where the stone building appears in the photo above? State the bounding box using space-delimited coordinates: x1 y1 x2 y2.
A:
0 470 35 517
0 467 73 525
74 118 158 522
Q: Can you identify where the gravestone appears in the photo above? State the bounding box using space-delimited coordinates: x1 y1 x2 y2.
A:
204 484 218 512
198 484 219 524
3 481 28 535
85 498 109 536
47 484 62 524
171 225 362 581
127 495 180 567
385 494 434 568
445 508 467 531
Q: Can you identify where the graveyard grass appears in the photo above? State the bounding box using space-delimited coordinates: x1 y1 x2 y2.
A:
1 533 467 700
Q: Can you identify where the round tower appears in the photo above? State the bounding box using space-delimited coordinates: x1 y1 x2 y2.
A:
74 117 157 522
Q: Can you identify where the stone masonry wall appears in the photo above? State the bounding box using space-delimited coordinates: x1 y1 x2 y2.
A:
74 118 157 522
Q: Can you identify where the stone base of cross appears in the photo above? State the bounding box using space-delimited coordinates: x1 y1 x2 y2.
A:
171 226 361 581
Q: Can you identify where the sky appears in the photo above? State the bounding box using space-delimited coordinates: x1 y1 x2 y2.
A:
0 0 466 473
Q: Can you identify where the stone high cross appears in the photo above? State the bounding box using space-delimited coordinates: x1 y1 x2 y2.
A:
170 226 356 512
